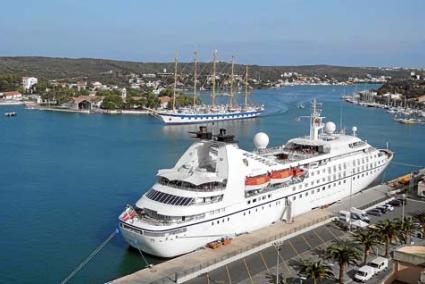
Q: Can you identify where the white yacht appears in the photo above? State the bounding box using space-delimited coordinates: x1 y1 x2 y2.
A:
119 99 393 258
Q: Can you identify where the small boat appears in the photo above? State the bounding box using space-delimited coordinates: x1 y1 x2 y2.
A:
270 169 293 184
298 103 305 109
4 112 17 117
245 174 270 191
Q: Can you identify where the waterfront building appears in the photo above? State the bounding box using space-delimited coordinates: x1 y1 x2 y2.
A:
0 91 23 101
22 77 38 90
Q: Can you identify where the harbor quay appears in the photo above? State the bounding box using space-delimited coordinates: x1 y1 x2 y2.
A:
109 169 424 284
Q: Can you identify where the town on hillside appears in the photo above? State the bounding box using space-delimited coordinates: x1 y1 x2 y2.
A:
0 66 424 114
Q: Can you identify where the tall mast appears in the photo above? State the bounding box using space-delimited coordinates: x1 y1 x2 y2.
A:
244 65 249 108
211 50 217 108
193 51 198 107
229 56 235 107
172 52 178 110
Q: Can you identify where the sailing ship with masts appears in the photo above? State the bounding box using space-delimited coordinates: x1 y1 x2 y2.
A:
155 51 264 124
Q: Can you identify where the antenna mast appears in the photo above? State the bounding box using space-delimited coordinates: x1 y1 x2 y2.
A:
229 56 235 107
244 65 249 108
193 51 198 107
172 52 178 110
211 50 217 108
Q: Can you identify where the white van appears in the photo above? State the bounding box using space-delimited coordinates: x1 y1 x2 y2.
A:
351 207 370 222
354 265 375 282
367 257 388 274
339 210 350 223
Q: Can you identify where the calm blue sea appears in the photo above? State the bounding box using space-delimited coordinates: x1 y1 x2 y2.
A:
0 85 424 283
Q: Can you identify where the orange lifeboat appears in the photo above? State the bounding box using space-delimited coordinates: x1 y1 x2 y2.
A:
293 168 305 177
245 174 270 191
270 169 294 184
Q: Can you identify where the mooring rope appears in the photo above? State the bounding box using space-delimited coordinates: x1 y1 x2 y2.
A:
60 229 119 284
391 161 423 169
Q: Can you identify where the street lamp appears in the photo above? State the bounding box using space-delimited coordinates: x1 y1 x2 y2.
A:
273 241 284 284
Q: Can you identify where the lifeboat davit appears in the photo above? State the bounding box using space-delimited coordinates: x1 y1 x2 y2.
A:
270 169 294 184
293 168 305 177
245 174 270 191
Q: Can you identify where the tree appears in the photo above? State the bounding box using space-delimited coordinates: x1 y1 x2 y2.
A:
415 213 425 237
327 240 361 284
375 220 399 257
352 228 380 264
395 217 416 244
101 95 123 110
298 259 334 284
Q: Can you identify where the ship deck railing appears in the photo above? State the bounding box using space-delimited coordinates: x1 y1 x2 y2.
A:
157 178 226 192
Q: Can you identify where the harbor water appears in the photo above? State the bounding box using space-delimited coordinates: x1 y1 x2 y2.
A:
0 84 424 283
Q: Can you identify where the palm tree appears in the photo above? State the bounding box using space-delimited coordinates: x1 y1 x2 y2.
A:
375 220 398 257
415 213 425 236
327 240 361 284
395 217 416 244
298 259 334 284
352 228 380 264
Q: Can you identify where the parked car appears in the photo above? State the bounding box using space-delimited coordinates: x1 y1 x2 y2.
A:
367 209 383 216
367 257 388 274
384 204 394 211
396 198 407 205
389 199 402 207
354 265 375 282
375 205 388 214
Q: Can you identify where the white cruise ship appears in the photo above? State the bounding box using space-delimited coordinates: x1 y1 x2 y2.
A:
119 99 393 258
155 51 264 125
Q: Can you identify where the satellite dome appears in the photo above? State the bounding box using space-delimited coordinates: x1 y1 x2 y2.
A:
352 126 358 135
324 121 336 134
253 132 269 150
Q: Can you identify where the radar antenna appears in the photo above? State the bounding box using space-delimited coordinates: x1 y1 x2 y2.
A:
299 98 325 140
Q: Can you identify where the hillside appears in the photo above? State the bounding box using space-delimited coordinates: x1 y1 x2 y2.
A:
0 56 414 83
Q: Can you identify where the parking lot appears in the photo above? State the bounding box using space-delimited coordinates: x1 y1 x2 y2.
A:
185 197 425 284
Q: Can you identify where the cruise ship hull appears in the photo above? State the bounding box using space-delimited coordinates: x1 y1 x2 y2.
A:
156 110 263 125
119 152 392 258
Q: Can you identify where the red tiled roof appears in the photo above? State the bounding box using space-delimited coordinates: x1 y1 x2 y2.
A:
2 91 22 97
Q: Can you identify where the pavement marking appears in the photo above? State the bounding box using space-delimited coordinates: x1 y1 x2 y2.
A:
225 265 232 284
325 226 340 240
287 239 299 255
259 252 270 273
243 259 255 284
300 235 313 249
312 228 326 243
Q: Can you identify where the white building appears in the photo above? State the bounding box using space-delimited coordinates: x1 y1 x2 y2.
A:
121 88 127 99
22 77 38 90
0 91 23 100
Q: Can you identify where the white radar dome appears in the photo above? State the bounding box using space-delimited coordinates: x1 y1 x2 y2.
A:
352 126 358 132
324 121 336 134
253 132 269 150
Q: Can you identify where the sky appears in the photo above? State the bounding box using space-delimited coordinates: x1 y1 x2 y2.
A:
1 0 424 67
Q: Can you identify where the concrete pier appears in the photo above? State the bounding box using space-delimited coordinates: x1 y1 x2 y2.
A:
110 169 424 284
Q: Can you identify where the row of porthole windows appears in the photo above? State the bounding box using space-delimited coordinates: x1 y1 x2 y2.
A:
211 217 230 226
243 200 282 216
184 114 250 121
292 179 348 201
292 163 382 194
247 193 272 205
